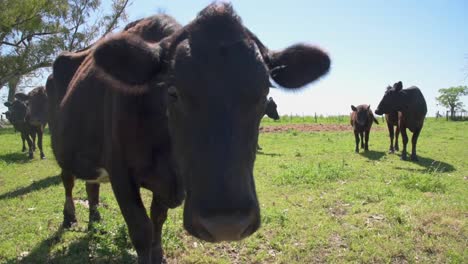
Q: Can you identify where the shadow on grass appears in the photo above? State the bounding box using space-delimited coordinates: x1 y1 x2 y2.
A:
394 155 456 173
0 152 31 164
0 175 61 200
359 150 386 160
6 226 136 264
257 151 283 157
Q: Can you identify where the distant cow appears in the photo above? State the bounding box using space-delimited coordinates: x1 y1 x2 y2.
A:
47 3 330 263
257 97 280 150
3 86 48 159
265 97 280 120
375 81 427 161
350 104 379 152
385 109 400 153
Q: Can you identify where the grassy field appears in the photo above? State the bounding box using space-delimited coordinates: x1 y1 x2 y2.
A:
0 118 466 263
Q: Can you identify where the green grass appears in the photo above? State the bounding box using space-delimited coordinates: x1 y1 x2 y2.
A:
0 118 467 263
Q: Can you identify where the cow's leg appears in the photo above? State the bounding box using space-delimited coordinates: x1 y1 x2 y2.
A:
111 164 152 263
150 197 168 264
31 131 36 151
86 183 101 224
23 131 34 159
364 129 370 151
410 129 421 161
61 170 77 227
36 127 45 159
354 130 359 153
400 127 409 160
359 131 364 149
21 133 26 152
395 125 400 151
387 122 394 153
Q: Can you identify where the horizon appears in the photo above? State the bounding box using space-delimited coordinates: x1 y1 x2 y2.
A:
1 0 467 117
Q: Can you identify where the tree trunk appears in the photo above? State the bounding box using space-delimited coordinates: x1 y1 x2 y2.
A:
7 77 20 102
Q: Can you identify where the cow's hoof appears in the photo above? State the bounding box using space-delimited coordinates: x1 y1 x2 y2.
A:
28 153 34 159
410 155 418 161
388 149 394 154
395 147 399 151
400 155 408 161
89 209 101 223
355 149 359 153
22 148 26 152
151 246 164 264
40 154 46 159
62 218 77 229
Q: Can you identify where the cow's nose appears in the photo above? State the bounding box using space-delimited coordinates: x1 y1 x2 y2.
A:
195 206 260 242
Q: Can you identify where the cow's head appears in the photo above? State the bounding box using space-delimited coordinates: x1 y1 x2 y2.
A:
351 104 371 126
3 99 28 124
92 3 330 242
15 87 48 126
375 82 403 115
265 97 280 120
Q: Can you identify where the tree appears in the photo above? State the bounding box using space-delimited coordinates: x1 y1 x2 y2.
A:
436 86 468 120
0 0 129 100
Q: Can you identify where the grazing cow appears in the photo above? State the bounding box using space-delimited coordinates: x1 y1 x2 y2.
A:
375 81 427 161
47 3 330 263
350 104 379 152
385 110 400 153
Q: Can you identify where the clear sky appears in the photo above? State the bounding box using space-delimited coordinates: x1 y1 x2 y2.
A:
1 0 467 117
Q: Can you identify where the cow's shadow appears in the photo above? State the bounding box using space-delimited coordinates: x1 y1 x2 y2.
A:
0 175 61 201
0 152 30 164
257 151 282 157
6 226 137 263
395 155 456 173
359 150 385 160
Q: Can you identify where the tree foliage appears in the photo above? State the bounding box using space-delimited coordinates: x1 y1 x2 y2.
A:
0 0 129 95
436 86 468 119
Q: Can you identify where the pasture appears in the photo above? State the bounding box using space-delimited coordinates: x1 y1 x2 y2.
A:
0 117 466 263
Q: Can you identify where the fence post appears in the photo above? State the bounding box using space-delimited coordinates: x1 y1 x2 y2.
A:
314 112 317 123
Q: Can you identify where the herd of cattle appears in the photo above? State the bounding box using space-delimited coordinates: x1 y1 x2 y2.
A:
1 3 427 263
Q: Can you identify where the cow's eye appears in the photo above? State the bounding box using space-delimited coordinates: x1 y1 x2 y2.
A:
168 87 178 101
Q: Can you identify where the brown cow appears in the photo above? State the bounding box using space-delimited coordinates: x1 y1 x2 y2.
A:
47 3 330 263
350 104 379 153
4 86 48 159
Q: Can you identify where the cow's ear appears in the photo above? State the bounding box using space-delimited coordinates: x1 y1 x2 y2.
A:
394 81 403 91
268 44 330 89
4 102 12 107
93 34 162 86
15 93 29 101
351 105 357 111
367 105 371 111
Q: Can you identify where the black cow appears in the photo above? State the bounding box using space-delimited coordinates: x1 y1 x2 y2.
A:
3 86 48 159
257 97 280 150
375 81 427 161
265 97 280 120
350 104 379 152
47 3 330 263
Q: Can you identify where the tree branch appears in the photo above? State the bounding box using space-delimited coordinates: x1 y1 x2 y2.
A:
102 0 130 37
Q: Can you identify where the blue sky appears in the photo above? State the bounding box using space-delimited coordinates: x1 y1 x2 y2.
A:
2 0 467 117
122 0 467 116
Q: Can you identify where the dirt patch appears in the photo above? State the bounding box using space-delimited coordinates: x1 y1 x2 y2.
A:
260 123 384 133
